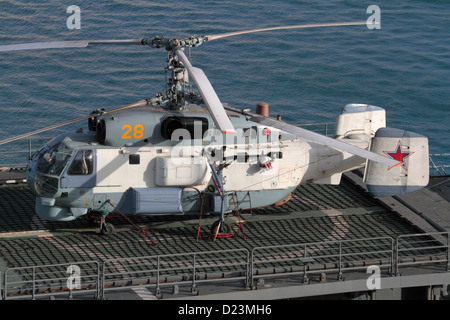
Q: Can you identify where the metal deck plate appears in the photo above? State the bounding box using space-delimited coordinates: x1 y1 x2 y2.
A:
0 172 449 299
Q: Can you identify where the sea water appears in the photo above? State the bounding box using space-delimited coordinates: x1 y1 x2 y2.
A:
0 0 448 168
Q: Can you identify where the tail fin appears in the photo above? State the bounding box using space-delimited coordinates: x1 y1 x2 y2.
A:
364 128 429 197
335 103 386 141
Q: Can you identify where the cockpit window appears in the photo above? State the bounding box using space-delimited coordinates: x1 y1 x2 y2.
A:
37 141 73 176
68 150 94 175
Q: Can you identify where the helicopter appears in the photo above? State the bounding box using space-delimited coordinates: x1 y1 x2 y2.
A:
0 22 429 236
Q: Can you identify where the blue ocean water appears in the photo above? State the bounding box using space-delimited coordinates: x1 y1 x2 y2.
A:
0 0 448 167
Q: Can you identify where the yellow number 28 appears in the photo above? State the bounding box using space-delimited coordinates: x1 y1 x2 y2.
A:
121 124 144 139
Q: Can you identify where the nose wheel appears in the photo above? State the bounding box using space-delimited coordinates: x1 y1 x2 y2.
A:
99 218 115 236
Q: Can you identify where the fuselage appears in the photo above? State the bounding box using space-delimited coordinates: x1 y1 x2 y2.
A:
27 105 366 221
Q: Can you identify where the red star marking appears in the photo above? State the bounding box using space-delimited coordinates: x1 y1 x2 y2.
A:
383 140 414 170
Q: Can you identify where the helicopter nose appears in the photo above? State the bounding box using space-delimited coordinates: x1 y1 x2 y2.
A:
35 197 75 221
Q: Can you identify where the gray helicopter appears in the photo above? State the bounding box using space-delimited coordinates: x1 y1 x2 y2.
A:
0 22 429 236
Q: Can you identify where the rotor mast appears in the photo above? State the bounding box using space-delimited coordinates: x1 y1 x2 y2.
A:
143 36 207 110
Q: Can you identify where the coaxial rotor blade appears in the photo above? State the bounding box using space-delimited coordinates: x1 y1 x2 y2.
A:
0 99 148 146
223 104 400 167
176 49 236 134
0 21 371 53
0 39 143 52
205 21 368 42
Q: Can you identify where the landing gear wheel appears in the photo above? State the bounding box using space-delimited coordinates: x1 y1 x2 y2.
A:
210 220 232 235
100 222 115 236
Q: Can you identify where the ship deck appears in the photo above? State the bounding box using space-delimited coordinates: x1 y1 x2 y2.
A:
0 168 449 300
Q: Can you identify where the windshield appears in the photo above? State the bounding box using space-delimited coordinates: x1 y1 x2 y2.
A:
37 141 73 176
